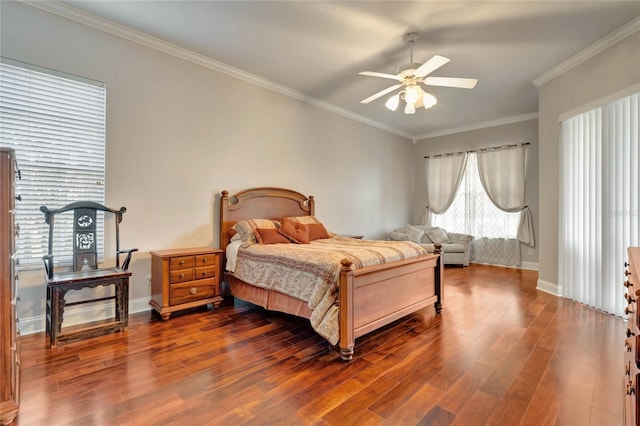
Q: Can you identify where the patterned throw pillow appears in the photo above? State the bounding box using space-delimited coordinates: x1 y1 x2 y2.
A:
426 228 451 244
232 219 279 244
284 215 320 225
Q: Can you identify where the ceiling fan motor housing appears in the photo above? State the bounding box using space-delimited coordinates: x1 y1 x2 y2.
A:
397 64 422 78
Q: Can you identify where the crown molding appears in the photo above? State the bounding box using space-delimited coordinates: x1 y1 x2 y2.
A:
22 1 413 140
533 16 640 87
414 112 539 141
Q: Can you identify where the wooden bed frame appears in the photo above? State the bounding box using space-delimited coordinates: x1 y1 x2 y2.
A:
219 187 443 361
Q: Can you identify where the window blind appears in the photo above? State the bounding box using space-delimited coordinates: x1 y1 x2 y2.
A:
0 58 106 267
560 92 639 317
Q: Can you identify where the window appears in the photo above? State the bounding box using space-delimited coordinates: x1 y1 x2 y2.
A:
0 58 106 267
431 152 520 239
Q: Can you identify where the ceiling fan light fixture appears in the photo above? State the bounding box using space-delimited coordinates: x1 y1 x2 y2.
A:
385 93 400 111
422 92 437 109
404 103 416 115
358 33 476 116
404 85 421 106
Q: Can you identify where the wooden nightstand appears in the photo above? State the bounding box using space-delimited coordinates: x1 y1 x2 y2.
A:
149 247 223 320
341 234 364 239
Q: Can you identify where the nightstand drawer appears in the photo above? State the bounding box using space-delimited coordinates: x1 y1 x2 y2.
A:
170 269 194 284
170 256 195 270
195 266 216 280
170 280 216 305
195 254 215 266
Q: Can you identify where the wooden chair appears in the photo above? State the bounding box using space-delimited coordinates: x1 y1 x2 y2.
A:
40 201 138 348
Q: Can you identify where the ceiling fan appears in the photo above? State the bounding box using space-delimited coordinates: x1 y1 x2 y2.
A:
359 33 478 114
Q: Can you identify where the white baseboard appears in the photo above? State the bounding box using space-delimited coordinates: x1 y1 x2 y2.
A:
469 261 538 271
536 279 559 296
18 296 151 336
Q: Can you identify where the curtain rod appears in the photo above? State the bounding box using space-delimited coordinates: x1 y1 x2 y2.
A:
424 142 530 159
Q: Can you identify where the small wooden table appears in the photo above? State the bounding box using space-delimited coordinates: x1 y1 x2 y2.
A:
149 247 223 320
341 234 364 239
46 268 131 348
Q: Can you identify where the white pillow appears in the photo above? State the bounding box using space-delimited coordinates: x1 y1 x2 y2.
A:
388 231 411 241
426 228 451 244
405 225 425 243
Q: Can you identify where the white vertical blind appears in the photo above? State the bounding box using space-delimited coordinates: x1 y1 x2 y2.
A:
560 92 639 317
0 59 106 267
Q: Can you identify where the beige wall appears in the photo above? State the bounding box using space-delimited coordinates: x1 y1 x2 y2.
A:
413 119 539 266
537 31 640 292
1 2 415 331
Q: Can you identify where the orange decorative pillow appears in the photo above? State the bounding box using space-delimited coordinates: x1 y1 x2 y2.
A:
278 217 311 244
309 222 331 241
254 228 291 245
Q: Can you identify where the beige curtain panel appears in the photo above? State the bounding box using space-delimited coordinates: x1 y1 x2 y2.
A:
476 145 534 247
424 153 467 224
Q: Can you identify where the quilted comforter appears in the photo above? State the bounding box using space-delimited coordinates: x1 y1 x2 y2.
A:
231 235 427 345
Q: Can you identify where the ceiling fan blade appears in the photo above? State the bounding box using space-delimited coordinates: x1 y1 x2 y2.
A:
423 76 478 89
359 71 401 81
415 55 451 77
360 84 402 104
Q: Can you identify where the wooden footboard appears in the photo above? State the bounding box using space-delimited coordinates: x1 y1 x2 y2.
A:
338 246 443 361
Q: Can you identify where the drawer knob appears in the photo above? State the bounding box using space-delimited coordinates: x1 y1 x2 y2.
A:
189 287 198 295
626 270 632 276
628 383 636 395
626 338 633 352
628 328 636 338
626 306 634 315
201 271 207 277
179 260 185 266
179 274 185 279
202 258 208 263
625 280 634 288
625 293 636 304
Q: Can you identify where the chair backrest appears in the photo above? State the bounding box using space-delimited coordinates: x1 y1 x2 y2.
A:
40 201 127 278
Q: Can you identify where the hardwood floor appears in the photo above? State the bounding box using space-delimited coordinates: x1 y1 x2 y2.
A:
14 264 624 425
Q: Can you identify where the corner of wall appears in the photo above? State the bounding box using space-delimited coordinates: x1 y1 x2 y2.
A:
536 279 559 296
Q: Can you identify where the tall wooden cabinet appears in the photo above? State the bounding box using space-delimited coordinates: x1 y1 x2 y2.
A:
0 147 20 425
624 246 640 426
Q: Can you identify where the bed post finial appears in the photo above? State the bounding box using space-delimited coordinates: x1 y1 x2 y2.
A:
308 195 315 216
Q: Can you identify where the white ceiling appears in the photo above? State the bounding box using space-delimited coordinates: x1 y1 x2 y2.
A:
60 1 640 139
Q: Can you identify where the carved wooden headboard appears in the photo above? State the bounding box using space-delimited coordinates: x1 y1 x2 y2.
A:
219 187 315 259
